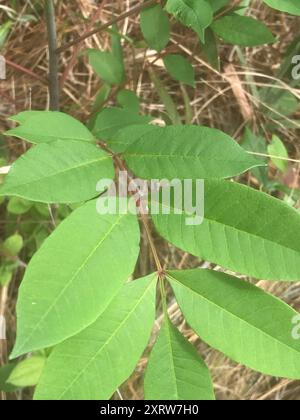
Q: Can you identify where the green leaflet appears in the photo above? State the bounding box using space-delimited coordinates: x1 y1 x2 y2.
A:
0 21 12 49
0 140 114 203
0 363 19 393
9 111 46 125
168 269 300 379
140 4 170 52
268 135 288 172
117 89 140 114
200 28 220 70
7 356 46 388
144 317 215 400
241 128 268 186
163 54 195 87
210 0 229 12
106 125 159 153
211 15 275 46
93 108 153 140
152 179 300 281
7 197 32 215
3 234 23 257
260 87 299 121
121 125 262 179
148 67 182 125
165 0 213 43
34 275 157 400
5 112 95 144
263 0 300 15
86 49 125 86
11 200 140 358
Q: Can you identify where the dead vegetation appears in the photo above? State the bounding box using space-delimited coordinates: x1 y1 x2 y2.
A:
0 0 300 400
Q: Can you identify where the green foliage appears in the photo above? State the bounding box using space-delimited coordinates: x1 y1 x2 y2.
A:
165 0 213 42
200 28 220 70
93 107 153 140
152 179 300 281
241 128 269 186
210 0 229 12
117 89 140 113
121 125 261 179
2 0 300 402
140 4 170 52
2 234 23 257
211 15 275 46
168 269 300 378
268 135 289 172
0 363 19 393
145 316 215 400
86 49 125 86
259 87 299 127
34 276 157 400
7 197 32 215
7 356 46 388
11 200 140 358
6 112 95 144
0 21 12 49
0 140 114 203
263 0 300 15
163 54 195 87
148 67 182 125
0 266 14 286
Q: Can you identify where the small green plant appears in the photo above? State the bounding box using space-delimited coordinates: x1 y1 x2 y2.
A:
1 0 300 400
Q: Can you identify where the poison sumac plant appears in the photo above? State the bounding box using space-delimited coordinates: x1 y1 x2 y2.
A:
1 0 300 400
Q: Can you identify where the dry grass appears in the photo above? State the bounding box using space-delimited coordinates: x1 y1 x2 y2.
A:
1 0 300 400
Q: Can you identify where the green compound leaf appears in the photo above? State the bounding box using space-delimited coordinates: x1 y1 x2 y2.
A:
144 316 215 400
5 112 95 144
34 275 157 400
121 125 262 179
211 15 275 46
0 140 114 203
152 179 300 281
141 4 170 52
11 200 140 358
168 269 300 379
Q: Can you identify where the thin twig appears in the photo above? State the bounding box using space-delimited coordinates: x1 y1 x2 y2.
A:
99 142 163 274
5 58 48 84
45 0 60 110
56 0 158 54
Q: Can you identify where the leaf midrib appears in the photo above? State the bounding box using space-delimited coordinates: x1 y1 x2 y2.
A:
6 130 93 143
155 200 300 256
15 213 128 356
168 273 300 364
57 277 156 400
3 154 110 193
124 152 255 164
164 319 181 399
